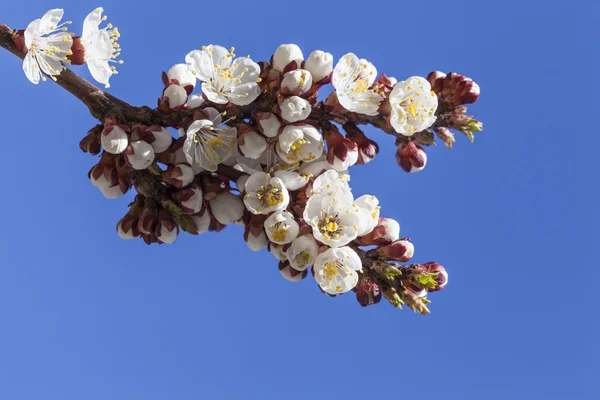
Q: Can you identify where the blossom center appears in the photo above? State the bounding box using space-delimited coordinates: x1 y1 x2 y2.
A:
269 222 289 242
256 184 283 208
318 214 343 240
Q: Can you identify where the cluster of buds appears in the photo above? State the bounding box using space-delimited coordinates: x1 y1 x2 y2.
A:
9 4 486 313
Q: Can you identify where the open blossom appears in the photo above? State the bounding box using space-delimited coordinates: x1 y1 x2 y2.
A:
264 211 299 245
354 195 380 237
303 186 360 247
186 45 261 105
273 170 310 191
308 169 351 199
78 7 122 88
276 124 324 163
22 9 73 84
183 108 237 172
280 96 312 122
313 247 362 295
286 235 319 271
389 76 438 136
243 172 290 215
332 53 383 116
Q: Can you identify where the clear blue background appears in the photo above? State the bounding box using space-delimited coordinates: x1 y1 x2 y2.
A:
0 1 592 399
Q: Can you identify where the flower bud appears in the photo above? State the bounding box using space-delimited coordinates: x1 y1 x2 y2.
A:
238 125 267 159
138 206 159 236
256 112 281 138
396 141 427 173
399 286 430 315
185 94 205 109
163 84 187 108
280 96 311 122
192 212 211 234
356 217 400 246
411 262 448 292
126 140 155 170
269 243 287 261
156 210 179 244
245 229 268 251
305 50 333 82
89 165 127 199
167 63 196 94
209 192 244 225
146 126 173 154
324 123 358 171
426 70 446 94
281 69 313 96
162 164 194 188
272 44 303 72
433 127 455 149
117 219 139 239
177 187 204 214
354 276 382 307
344 123 378 165
101 125 128 154
278 261 308 282
80 130 102 155
377 239 414 262
427 71 480 107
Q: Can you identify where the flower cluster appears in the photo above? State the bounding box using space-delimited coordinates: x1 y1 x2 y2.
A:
9 8 485 312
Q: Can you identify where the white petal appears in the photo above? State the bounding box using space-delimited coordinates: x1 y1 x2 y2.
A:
202 82 229 104
87 58 113 88
229 82 260 106
39 9 64 34
185 49 213 82
82 7 103 40
24 19 40 49
22 52 40 84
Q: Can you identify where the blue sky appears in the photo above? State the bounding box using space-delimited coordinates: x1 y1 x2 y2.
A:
0 1 591 399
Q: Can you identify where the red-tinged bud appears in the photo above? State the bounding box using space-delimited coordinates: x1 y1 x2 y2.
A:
433 127 456 149
68 36 86 65
162 164 194 188
428 71 480 107
244 214 269 251
80 129 101 155
377 239 414 262
356 217 400 246
280 69 313 96
278 261 308 282
373 73 396 96
399 286 430 315
101 125 129 155
410 262 448 292
159 84 187 110
138 205 158 236
344 123 379 165
155 210 179 244
166 64 196 94
354 276 382 307
426 71 446 94
256 112 281 138
396 141 427 173
324 123 358 171
174 186 204 214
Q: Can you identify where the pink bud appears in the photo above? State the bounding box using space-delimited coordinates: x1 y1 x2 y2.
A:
377 239 414 262
324 123 358 171
344 123 378 165
396 142 427 173
354 276 382 307
412 262 448 292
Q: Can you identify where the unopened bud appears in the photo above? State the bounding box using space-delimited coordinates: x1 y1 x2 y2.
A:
209 192 244 225
245 229 268 251
434 127 455 149
256 112 281 138
305 50 333 82
238 125 267 159
167 63 196 94
324 123 358 171
177 186 204 214
411 262 448 292
191 212 211 234
281 69 313 96
185 94 205 109
101 125 128 154
126 140 155 170
280 96 311 123
278 261 308 282
354 276 382 307
396 141 427 173
156 210 179 244
147 126 173 154
344 123 378 165
377 239 414 262
138 205 158 236
272 44 303 72
163 84 187 108
89 165 127 199
356 217 400 246
162 164 194 188
399 287 430 315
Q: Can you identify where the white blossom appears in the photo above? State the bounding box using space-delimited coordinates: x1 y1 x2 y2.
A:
272 44 303 72
354 195 380 237
276 124 324 164
286 235 319 271
273 170 310 191
243 172 290 215
264 211 299 245
186 45 261 105
313 247 362 295
281 69 313 94
239 129 267 159
246 230 268 251
303 188 360 248
332 53 383 116
163 84 188 108
305 50 333 82
389 76 438 136
257 113 281 138
308 169 351 199
22 9 73 84
127 140 155 170
101 125 128 154
209 192 244 225
280 96 312 123
192 212 211 234
167 63 196 89
183 108 237 172
80 7 122 88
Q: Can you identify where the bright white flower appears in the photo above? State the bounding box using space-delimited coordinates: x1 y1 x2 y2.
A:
192 212 211 234
167 63 196 90
354 195 380 237
186 45 261 105
163 84 188 108
246 230 268 251
90 170 125 199
101 125 128 154
389 76 438 136
148 127 172 153
209 192 244 225
308 169 351 199
183 108 237 172
22 9 73 84
272 44 303 72
305 50 333 82
264 211 299 245
243 172 290 215
273 170 310 191
185 94 205 108
276 124 324 164
286 235 319 271
332 53 383 116
239 129 267 159
281 69 313 95
303 189 360 247
257 112 281 138
80 7 122 88
127 140 155 170
313 246 362 295
280 96 312 122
